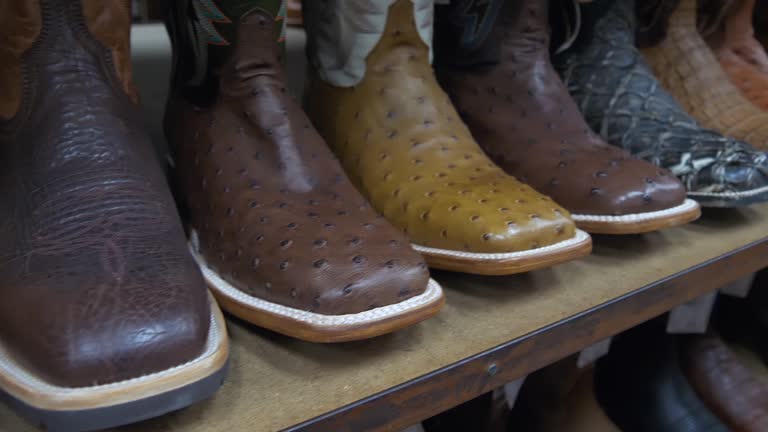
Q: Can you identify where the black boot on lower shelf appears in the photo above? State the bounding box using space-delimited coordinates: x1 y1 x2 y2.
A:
594 322 728 432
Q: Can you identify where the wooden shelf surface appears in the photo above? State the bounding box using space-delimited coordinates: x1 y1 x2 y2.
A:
1 205 766 432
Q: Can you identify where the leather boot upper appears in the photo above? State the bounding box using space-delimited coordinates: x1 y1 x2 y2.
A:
167 5 430 316
305 0 578 253
700 0 768 110
435 0 687 217
682 334 768 432
642 0 768 150
0 0 209 387
555 0 768 205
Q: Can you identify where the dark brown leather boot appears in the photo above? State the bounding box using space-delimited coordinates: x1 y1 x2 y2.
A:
435 0 700 235
0 1 229 430
165 0 444 342
682 334 768 432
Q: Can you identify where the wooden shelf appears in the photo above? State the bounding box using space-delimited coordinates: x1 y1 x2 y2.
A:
1 205 766 432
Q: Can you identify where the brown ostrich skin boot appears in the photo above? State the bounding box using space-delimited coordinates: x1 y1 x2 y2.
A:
304 0 592 275
435 0 700 235
165 0 444 342
700 0 768 110
642 0 768 150
0 0 228 430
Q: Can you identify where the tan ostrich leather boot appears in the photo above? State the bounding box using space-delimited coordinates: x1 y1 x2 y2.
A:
304 0 592 275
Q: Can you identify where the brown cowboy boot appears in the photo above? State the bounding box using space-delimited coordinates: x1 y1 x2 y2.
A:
434 0 699 235
304 0 592 275
0 0 228 430
682 334 768 432
700 0 768 110
642 0 768 150
165 0 444 342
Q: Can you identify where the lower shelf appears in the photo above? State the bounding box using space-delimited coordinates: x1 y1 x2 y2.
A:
1 205 767 432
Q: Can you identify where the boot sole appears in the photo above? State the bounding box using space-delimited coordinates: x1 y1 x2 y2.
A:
0 295 229 432
688 185 768 208
412 229 593 276
572 199 701 235
190 232 445 343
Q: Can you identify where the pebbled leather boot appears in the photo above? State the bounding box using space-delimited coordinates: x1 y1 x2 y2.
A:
555 0 768 207
0 0 229 430
435 0 699 235
166 0 444 342
682 334 768 432
304 0 592 275
642 0 768 150
700 0 768 110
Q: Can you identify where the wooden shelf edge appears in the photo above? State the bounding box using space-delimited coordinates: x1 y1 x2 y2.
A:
287 236 768 432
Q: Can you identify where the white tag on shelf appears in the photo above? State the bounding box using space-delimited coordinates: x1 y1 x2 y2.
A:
667 291 717 334
400 424 425 432
503 376 527 410
577 337 612 368
720 274 756 298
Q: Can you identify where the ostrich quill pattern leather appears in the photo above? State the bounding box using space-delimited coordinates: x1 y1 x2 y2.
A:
642 0 768 150
167 6 430 316
436 0 688 217
683 334 768 432
305 0 578 254
555 0 768 207
0 0 209 387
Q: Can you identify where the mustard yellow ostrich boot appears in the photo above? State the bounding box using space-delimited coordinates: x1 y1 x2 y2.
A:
303 0 592 275
642 0 768 150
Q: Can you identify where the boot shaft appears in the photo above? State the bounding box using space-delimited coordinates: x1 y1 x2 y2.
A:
435 0 558 68
167 0 287 105
0 0 135 121
303 0 434 87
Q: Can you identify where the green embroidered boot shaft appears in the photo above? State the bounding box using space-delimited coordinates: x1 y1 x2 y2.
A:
192 0 286 69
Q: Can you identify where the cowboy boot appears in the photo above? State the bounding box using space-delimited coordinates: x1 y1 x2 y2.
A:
682 334 768 432
512 360 621 432
595 325 729 432
0 0 228 430
641 0 768 150
434 0 699 235
554 0 768 207
700 0 768 110
165 0 444 342
303 0 592 275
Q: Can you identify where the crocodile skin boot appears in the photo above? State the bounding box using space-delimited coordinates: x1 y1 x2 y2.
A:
700 0 768 110
682 334 768 432
595 325 729 432
435 0 699 235
304 0 592 275
555 0 768 207
642 0 768 150
0 1 229 430
166 0 444 342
